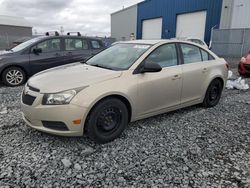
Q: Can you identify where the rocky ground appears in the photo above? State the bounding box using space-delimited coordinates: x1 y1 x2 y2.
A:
0 60 250 187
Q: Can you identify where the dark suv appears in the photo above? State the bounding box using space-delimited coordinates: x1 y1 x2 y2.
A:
0 33 105 86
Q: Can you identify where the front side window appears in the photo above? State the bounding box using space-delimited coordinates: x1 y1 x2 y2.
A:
145 44 178 68
86 43 151 70
32 39 61 53
180 44 202 64
65 39 88 51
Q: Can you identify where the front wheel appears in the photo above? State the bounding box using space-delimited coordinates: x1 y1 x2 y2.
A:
85 98 128 144
202 79 223 108
2 67 26 87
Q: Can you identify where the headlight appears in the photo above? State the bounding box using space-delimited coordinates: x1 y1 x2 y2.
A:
42 89 81 105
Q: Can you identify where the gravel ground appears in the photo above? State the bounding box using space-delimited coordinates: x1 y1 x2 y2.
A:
0 63 250 187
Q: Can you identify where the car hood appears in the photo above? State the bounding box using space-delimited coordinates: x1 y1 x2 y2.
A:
28 63 122 93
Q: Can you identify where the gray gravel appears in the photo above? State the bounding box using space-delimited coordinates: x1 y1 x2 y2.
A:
0 68 250 187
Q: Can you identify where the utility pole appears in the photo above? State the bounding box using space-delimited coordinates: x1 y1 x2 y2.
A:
60 26 64 35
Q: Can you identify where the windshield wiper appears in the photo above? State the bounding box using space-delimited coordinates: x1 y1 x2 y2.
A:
88 63 115 70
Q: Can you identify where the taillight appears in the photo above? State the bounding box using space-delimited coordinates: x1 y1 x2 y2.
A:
241 57 247 63
226 63 229 70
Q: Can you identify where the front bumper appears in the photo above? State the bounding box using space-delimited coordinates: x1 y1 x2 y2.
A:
21 89 88 137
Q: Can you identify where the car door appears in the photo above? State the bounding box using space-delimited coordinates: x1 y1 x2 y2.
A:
136 43 182 116
29 38 64 74
89 39 104 56
64 38 92 63
178 43 208 104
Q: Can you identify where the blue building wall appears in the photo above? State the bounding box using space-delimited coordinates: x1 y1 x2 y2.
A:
137 0 223 43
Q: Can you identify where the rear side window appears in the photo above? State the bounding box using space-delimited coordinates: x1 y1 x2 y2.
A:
200 49 215 61
32 39 61 53
201 49 209 61
91 40 103 49
180 44 202 64
65 38 88 51
145 44 178 68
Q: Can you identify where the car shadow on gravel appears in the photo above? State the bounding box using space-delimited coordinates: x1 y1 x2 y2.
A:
16 103 202 152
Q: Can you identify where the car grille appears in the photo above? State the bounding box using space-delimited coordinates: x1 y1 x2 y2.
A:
22 93 36 106
243 64 250 71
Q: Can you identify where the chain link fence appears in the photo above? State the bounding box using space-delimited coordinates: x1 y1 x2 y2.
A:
211 28 250 58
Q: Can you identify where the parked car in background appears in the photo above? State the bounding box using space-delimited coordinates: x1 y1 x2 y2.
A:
0 32 105 86
21 40 228 143
173 37 208 49
238 52 250 75
186 37 209 49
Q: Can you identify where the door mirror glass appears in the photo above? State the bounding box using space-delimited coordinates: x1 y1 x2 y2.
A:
33 48 42 54
140 61 162 73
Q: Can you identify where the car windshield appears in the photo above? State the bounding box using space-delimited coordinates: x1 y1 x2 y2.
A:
11 37 44 52
86 43 151 70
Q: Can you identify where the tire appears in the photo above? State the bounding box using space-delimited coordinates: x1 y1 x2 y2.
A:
85 98 128 144
2 67 26 87
202 79 223 108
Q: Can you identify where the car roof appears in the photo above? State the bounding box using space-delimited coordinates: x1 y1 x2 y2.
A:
115 39 204 45
33 35 102 41
117 40 172 45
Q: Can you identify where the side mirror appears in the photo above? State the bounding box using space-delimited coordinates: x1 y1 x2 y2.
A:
33 48 42 55
140 61 162 73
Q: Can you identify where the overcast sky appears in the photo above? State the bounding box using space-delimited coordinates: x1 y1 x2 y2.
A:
0 0 143 37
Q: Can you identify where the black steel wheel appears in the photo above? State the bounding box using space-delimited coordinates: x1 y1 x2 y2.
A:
85 98 128 144
202 79 223 108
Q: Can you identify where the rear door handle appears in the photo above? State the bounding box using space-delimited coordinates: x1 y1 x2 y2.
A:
67 52 73 56
172 75 181 80
55 53 61 57
202 68 208 73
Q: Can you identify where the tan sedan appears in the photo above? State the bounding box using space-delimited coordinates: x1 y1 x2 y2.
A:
21 40 228 143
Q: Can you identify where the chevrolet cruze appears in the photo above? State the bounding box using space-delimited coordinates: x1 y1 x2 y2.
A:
21 40 228 143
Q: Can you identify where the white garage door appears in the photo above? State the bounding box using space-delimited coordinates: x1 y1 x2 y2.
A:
176 11 207 40
142 18 162 39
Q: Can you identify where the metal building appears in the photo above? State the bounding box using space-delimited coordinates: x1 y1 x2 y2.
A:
211 0 250 57
111 5 138 41
137 0 223 43
220 0 250 29
111 0 223 43
0 15 32 50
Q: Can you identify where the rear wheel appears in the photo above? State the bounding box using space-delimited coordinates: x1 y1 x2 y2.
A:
202 79 223 108
2 67 26 86
85 98 128 144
